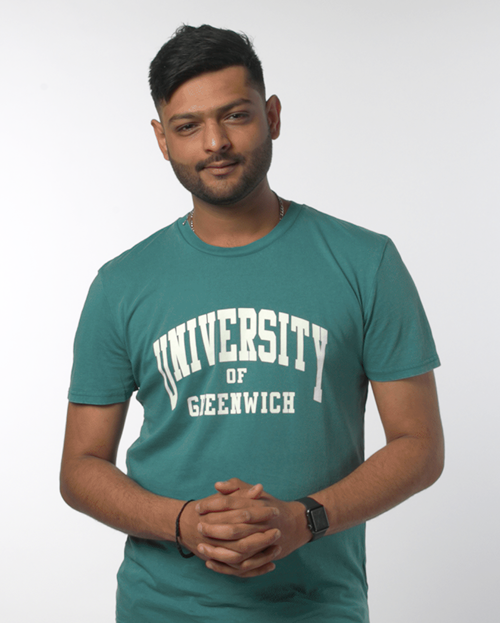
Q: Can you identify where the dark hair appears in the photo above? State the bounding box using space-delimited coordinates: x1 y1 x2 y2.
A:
149 24 265 109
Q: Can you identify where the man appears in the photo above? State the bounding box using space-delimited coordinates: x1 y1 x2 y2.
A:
61 24 444 622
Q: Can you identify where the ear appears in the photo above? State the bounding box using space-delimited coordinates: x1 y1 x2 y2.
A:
266 95 281 140
151 119 170 161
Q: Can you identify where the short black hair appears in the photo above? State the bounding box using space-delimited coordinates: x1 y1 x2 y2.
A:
149 24 265 109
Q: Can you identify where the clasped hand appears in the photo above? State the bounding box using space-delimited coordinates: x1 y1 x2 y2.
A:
179 479 309 578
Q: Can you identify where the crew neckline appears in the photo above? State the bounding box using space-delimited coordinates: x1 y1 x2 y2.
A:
176 201 302 256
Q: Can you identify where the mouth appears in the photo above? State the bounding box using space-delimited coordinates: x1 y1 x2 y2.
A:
203 161 239 175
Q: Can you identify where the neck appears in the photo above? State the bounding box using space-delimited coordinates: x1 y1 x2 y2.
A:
188 181 288 247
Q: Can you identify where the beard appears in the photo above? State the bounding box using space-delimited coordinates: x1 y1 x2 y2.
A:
168 131 273 206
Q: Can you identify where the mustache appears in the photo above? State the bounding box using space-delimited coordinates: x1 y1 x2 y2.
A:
195 154 245 172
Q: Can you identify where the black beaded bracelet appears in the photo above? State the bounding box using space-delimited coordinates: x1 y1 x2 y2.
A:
175 499 195 558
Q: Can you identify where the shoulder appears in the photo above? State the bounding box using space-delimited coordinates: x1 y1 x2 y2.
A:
292 202 392 262
83 219 188 306
97 220 182 282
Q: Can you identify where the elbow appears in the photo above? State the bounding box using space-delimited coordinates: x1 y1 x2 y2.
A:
59 468 72 508
433 451 445 485
425 459 444 490
421 438 445 490
59 460 80 511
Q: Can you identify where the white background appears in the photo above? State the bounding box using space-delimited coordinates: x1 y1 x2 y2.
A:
2 1 498 621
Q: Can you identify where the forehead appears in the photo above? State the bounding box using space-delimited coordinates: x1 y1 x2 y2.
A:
161 66 262 122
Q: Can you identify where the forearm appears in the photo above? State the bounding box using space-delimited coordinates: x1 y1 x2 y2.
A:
202 436 442 560
200 374 444 571
60 456 281 573
313 434 444 535
60 455 183 541
60 401 280 575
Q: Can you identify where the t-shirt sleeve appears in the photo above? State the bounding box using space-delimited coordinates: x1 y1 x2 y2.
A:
362 238 440 381
68 271 138 404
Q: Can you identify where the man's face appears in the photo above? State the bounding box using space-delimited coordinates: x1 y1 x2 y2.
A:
152 66 280 206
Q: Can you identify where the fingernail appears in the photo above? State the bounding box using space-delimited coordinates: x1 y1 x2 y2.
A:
195 503 201 512
198 545 206 555
273 507 280 516
197 523 203 534
274 529 281 539
275 547 282 557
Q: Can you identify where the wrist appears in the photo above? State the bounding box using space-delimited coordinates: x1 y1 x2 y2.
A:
149 496 186 542
176 500 196 557
289 500 314 547
295 497 330 542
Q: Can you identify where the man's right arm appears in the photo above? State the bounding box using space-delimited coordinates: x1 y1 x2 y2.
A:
60 401 186 541
60 401 281 575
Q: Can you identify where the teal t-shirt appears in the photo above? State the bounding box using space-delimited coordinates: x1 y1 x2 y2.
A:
69 202 440 622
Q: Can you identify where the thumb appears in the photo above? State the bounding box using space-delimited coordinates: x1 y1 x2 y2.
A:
214 479 263 498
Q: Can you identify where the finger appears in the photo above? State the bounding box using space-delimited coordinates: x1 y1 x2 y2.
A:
201 542 281 568
242 483 264 499
213 477 247 492
213 480 264 500
207 560 277 578
213 480 240 495
198 508 280 539
196 497 228 514
198 521 269 541
197 493 266 515
214 478 260 495
200 505 279 525
205 545 281 577
197 529 281 562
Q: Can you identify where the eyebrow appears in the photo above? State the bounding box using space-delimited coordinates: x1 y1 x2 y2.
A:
167 98 254 126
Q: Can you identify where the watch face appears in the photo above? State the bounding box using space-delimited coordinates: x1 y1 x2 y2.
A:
310 507 329 532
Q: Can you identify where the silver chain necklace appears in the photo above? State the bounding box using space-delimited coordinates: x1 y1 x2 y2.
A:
184 193 285 233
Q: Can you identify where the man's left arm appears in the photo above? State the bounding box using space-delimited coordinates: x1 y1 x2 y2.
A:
197 370 444 575
310 369 444 535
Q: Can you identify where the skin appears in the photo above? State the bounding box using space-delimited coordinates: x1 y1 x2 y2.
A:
151 66 286 247
60 65 445 579
195 372 444 576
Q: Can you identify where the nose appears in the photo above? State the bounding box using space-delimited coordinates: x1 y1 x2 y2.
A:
203 120 230 153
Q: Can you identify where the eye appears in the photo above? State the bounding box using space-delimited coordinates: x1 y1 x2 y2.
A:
226 112 249 122
176 123 198 134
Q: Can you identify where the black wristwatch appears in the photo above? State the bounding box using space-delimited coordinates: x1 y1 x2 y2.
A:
296 497 329 541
